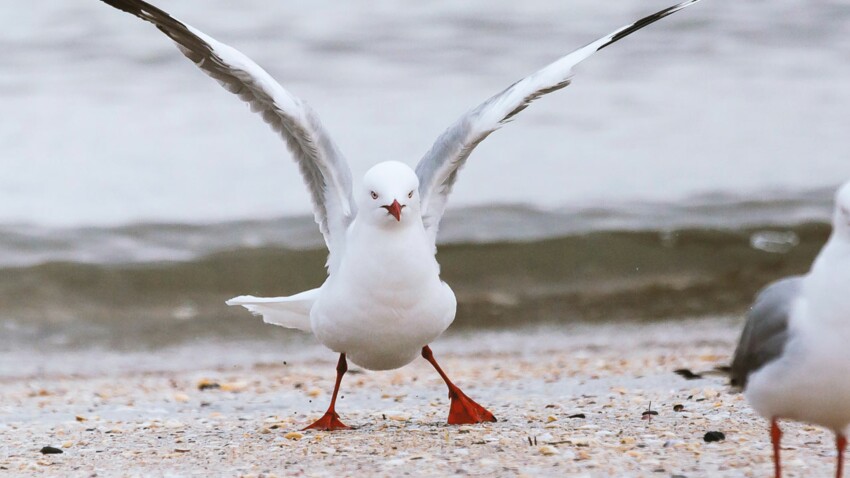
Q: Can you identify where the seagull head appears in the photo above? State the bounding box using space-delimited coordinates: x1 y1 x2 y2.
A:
360 161 420 227
833 180 850 240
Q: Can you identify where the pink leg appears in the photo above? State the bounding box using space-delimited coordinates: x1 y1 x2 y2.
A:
421 345 497 425
771 418 782 478
303 354 351 431
837 433 847 478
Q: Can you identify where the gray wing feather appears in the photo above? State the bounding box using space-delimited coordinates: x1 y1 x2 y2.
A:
100 0 356 255
414 0 701 244
730 276 803 389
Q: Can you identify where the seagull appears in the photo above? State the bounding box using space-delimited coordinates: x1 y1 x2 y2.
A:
731 181 850 478
100 0 702 430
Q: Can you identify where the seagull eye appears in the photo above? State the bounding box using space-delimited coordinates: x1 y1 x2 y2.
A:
370 191 378 200
408 190 414 199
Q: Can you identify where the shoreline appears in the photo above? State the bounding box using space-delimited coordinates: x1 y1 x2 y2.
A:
1 318 840 477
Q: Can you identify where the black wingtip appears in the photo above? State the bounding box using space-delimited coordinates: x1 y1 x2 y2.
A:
99 0 145 16
99 0 210 57
597 0 700 52
99 0 180 28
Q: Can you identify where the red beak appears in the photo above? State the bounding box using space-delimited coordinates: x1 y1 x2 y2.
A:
382 199 403 221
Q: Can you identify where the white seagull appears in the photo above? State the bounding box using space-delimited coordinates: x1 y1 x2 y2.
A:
731 181 850 478
101 0 701 430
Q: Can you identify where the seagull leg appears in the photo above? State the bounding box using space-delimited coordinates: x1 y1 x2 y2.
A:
771 418 782 478
837 433 847 478
421 345 496 425
303 353 351 431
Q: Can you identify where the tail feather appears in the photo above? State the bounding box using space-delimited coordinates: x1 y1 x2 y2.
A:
226 288 318 333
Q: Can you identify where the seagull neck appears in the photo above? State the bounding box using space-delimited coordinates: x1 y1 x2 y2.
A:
805 238 850 324
345 216 433 258
339 215 439 285
353 215 426 237
810 237 850 275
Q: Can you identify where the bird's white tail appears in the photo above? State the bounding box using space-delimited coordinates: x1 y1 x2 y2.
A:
225 288 318 333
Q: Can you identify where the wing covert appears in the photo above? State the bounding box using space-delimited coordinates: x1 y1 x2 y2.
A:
730 276 802 389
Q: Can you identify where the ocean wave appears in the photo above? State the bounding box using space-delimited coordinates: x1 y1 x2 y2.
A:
0 200 832 350
0 189 833 268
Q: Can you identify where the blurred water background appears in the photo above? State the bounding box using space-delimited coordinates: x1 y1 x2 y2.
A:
1 0 849 355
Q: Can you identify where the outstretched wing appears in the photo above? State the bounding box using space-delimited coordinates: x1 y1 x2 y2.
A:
415 0 700 243
100 0 356 256
730 277 801 390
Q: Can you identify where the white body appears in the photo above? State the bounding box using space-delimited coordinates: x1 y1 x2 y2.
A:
229 219 456 371
229 161 456 371
745 184 850 433
311 213 455 370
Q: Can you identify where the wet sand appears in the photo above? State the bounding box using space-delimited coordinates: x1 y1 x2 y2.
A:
0 318 841 477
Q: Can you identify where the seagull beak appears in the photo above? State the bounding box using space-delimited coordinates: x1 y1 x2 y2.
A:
382 199 403 221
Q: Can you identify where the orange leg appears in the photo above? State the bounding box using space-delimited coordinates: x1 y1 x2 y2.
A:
303 353 351 431
837 433 847 478
771 418 782 478
421 345 496 425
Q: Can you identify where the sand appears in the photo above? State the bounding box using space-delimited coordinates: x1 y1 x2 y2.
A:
0 318 841 477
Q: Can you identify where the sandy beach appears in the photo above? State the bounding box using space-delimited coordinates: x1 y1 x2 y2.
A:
0 317 841 477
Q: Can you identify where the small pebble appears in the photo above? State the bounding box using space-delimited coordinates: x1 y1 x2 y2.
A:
538 445 559 456
174 392 190 403
674 369 703 380
39 447 62 455
703 431 726 443
197 379 221 391
220 382 248 392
